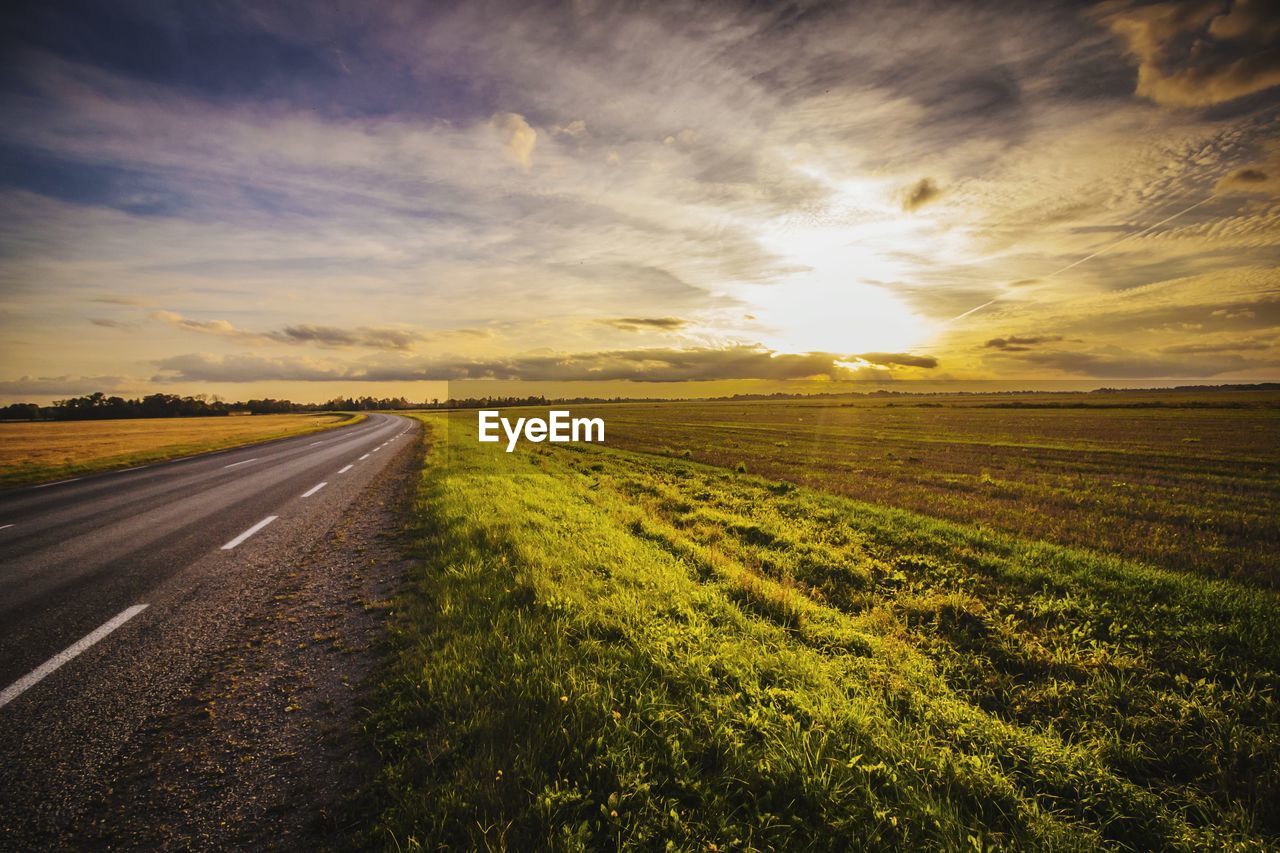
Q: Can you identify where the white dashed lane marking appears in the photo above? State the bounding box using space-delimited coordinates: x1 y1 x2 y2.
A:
221 516 277 550
0 605 149 709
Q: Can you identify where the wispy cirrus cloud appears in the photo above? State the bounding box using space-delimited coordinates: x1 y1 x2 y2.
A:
0 0 1277 400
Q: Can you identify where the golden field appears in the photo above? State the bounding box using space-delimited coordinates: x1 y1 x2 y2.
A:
0 413 359 488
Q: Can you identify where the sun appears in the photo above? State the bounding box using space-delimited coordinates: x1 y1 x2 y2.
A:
739 175 941 355
748 273 928 356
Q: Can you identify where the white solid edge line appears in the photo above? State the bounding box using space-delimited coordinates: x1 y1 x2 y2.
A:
0 524 13 531
34 477 82 489
302 482 327 498
359 453 370 460
223 458 259 469
338 464 353 474
0 604 149 709
221 515 278 550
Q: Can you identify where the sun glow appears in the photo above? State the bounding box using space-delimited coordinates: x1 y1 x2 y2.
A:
741 175 941 356
749 276 926 356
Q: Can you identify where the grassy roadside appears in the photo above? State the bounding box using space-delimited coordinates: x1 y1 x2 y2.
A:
0 412 365 488
368 412 1278 850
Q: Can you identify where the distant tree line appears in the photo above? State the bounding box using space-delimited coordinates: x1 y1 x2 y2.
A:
0 392 428 421
1 391 625 421
1 393 236 421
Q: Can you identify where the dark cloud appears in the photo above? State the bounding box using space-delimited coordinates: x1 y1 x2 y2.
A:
984 335 1065 352
264 324 422 351
152 311 424 350
600 317 689 332
1214 151 1280 196
1229 168 1267 183
856 352 939 368
394 347 859 383
1160 336 1276 355
152 345 939 384
1101 0 1280 108
991 346 1279 378
90 317 131 328
446 328 496 338
152 354 346 383
423 345 941 380
900 177 944 212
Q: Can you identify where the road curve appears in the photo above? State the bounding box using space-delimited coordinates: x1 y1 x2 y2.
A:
0 412 418 840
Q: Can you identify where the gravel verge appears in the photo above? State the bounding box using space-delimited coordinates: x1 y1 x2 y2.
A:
68 436 421 850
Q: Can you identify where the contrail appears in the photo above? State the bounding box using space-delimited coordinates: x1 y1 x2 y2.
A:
944 195 1212 325
949 297 998 323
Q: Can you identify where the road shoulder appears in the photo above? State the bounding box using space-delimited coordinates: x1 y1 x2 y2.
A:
72 428 421 849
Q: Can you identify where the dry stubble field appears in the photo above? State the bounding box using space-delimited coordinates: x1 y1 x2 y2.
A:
0 412 358 488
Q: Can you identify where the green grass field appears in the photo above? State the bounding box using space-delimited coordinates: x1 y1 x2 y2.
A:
369 395 1279 850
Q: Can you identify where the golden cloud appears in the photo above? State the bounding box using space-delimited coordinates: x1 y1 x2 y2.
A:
493 112 537 171
1102 0 1280 108
900 177 944 212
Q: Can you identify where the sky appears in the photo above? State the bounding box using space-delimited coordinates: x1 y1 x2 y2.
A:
1 0 1278 403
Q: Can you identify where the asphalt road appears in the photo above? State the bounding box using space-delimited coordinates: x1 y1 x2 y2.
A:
0 412 417 840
